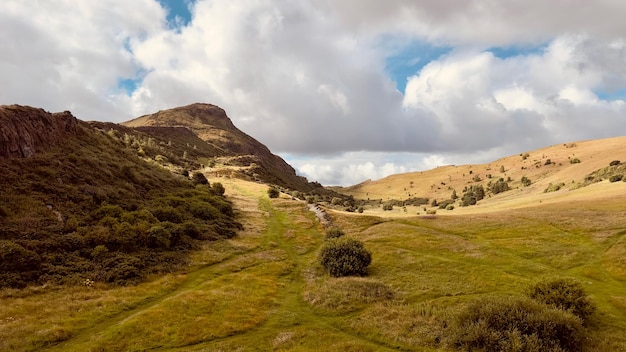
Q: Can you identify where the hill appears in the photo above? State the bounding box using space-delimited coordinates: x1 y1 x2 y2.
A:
0 105 240 288
334 136 626 214
123 103 318 192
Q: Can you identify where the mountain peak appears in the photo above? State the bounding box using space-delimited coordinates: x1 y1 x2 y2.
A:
123 103 315 191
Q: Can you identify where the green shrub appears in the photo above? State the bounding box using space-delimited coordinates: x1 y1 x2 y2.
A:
438 199 454 209
211 182 225 195
318 237 372 277
357 206 364 213
570 158 581 164
461 185 485 206
521 176 532 187
382 202 394 211
325 227 345 240
609 174 623 182
544 182 566 193
0 241 42 287
191 172 209 185
528 278 595 325
267 187 280 198
490 178 509 194
450 296 585 352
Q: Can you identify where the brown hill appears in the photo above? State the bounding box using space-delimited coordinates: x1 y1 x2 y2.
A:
123 103 315 191
0 105 80 158
0 105 240 288
336 136 626 214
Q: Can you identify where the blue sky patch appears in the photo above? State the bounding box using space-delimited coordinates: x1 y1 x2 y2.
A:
158 0 194 29
485 43 547 59
384 41 451 93
595 88 626 101
118 77 142 95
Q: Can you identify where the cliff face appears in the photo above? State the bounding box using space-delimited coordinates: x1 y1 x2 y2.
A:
0 105 79 158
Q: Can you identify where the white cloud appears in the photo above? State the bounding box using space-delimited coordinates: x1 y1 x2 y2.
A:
3 1 626 186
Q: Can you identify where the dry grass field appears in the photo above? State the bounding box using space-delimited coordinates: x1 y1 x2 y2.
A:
1 134 626 351
0 175 624 351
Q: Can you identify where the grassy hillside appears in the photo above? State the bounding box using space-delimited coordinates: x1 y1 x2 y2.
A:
0 122 240 288
2 177 624 351
334 136 626 215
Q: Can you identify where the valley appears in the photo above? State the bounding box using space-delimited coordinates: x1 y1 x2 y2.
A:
1 104 625 351
2 177 625 351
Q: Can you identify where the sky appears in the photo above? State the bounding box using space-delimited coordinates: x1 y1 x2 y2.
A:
2 1 626 186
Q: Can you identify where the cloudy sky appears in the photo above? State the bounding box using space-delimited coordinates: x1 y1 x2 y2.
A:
3 1 626 185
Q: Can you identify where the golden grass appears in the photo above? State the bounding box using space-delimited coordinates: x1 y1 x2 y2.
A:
336 135 626 217
2 177 626 351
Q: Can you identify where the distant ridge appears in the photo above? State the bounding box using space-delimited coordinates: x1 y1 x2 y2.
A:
336 135 626 213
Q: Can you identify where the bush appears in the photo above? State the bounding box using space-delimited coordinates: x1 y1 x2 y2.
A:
318 237 372 277
438 199 454 209
461 185 485 206
490 178 509 194
191 172 209 185
450 296 585 352
609 174 623 182
325 227 345 240
570 158 581 164
267 187 280 198
544 182 566 193
211 182 225 195
382 202 394 211
528 278 595 325
609 160 621 166
521 176 532 187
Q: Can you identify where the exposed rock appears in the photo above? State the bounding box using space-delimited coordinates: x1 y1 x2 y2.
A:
0 105 79 158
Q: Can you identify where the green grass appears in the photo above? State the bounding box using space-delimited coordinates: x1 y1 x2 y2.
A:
1 179 625 351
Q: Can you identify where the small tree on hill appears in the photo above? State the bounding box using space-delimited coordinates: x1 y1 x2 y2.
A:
490 178 509 194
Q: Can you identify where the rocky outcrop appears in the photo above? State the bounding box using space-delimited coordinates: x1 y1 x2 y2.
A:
0 105 79 158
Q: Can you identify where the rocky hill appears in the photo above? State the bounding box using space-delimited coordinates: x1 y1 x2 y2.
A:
0 105 240 288
0 105 80 158
123 103 316 192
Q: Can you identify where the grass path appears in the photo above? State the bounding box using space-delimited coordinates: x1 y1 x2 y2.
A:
40 180 403 351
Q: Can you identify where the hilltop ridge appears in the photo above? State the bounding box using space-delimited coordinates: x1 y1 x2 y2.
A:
123 103 316 191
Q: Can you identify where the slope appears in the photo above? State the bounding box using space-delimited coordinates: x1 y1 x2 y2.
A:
336 136 626 214
0 105 240 288
123 103 316 192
